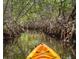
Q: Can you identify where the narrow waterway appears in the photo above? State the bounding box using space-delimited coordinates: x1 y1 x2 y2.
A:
4 31 73 59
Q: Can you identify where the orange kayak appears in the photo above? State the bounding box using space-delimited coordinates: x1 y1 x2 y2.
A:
26 43 61 59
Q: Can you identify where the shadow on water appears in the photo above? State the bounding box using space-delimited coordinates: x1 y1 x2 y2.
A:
4 31 74 59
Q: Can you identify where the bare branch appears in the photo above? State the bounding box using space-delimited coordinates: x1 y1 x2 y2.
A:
3 0 10 15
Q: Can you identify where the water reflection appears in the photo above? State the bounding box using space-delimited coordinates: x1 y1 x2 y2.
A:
4 32 73 59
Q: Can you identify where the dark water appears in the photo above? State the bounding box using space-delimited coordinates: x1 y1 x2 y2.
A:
4 31 74 59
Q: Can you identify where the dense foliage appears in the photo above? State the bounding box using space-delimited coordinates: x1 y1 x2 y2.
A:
3 0 76 59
